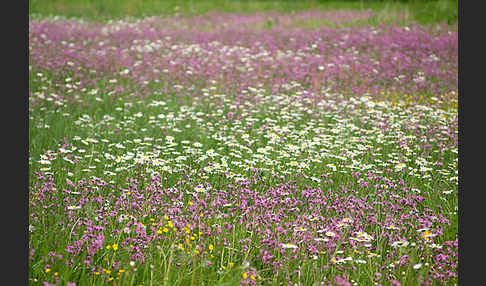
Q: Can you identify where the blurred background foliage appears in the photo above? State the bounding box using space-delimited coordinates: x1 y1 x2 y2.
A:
29 0 458 25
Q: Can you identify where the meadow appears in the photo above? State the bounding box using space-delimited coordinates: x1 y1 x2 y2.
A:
29 1 458 285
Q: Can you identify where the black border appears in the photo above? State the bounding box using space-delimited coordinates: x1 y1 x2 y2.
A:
9 0 29 285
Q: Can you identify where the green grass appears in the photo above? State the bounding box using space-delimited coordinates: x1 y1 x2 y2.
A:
29 0 458 25
28 65 458 285
29 3 458 285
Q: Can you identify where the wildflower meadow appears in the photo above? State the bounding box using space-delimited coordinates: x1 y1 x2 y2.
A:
29 1 458 285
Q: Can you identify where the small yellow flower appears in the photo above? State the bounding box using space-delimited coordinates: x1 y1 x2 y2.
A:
106 245 111 250
112 244 119 251
208 244 214 251
194 249 200 255
367 251 378 257
188 201 193 206
54 272 58 276
163 215 169 220
157 229 163 235
163 228 169 233
250 275 256 280
228 262 234 267
45 268 51 273
94 271 100 275
242 272 248 279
